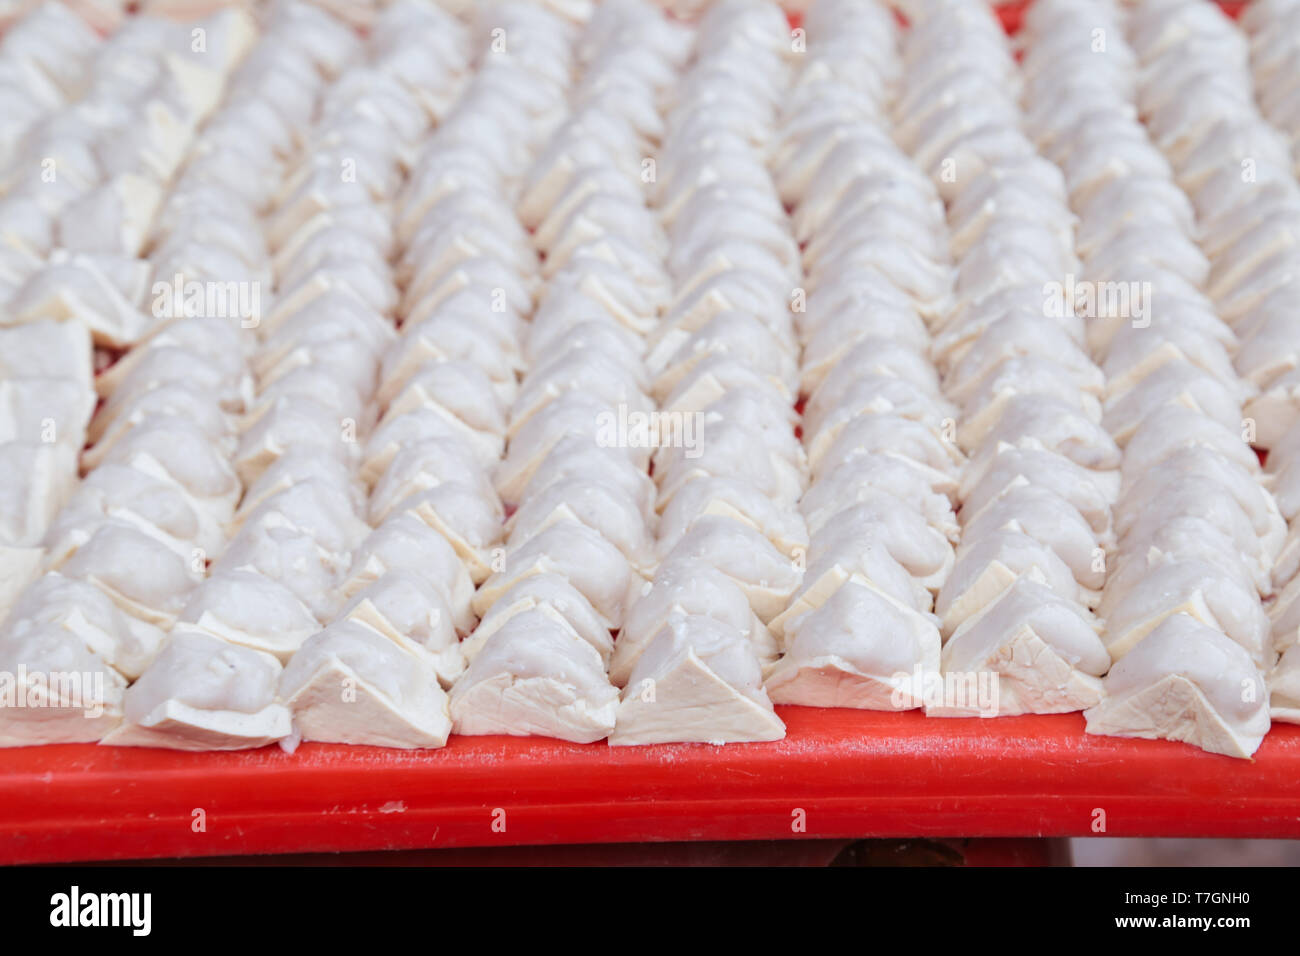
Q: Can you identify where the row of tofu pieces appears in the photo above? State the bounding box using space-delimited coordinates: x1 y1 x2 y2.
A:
2 0 1300 758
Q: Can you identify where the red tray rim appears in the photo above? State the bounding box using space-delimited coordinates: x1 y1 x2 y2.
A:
4 709 1300 863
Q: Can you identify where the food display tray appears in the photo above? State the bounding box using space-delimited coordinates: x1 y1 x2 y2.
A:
3 0 1287 866
4 711 1299 864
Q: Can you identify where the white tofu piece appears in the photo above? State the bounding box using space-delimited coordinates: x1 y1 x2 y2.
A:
798 305 930 395
800 456 959 541
671 236 795 307
1119 474 1276 574
5 253 153 348
179 571 319 664
339 571 463 687
3 572 164 681
959 441 1116 536
772 519 933 634
1268 644 1300 724
804 375 955 467
103 416 243 517
654 427 807 514
341 514 475 633
810 499 953 591
1243 367 1300 449
473 520 637 628
0 624 126 747
1116 448 1284 555
495 392 646 504
1101 360 1242 448
610 614 785 746
953 222 1072 306
44 462 227 568
955 359 1102 453
652 269 789 348
56 175 163 258
96 318 254 407
403 256 535 331
379 315 522 406
88 384 235 466
612 557 772 687
449 609 618 743
505 478 653 573
103 632 289 751
813 414 963 483
215 519 346 624
1103 515 1262 616
233 394 360 486
1105 558 1272 667
1085 614 1269 759
279 620 451 750
519 435 657 521
659 355 794 423
0 442 78 547
242 366 371 436
0 319 92 383
809 338 942 411
60 523 199 629
463 572 611 668
965 396 1120 473
525 319 641 383
933 287 1083 372
943 318 1102 406
656 516 800 624
236 480 370 563
234 452 366 528
961 484 1105 591
1122 404 1260 477
938 529 1090 637
930 577 1107 717
766 581 940 710
1103 323 1245 402
397 485 504 586
509 352 653 442
656 475 808 560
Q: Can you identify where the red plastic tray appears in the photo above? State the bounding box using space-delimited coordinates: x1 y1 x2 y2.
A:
2 0 1283 866
4 710 1300 864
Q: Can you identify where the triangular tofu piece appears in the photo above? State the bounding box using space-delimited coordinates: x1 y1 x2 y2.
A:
1087 674 1265 759
1269 645 1300 724
937 531 1079 636
0 545 44 622
450 610 618 743
765 660 907 710
103 632 290 751
766 582 940 710
339 572 463 687
179 570 319 664
463 572 611 668
1084 614 1269 758
280 622 451 749
0 625 126 746
611 615 785 746
612 557 772 686
1104 558 1271 667
928 577 1107 717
